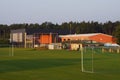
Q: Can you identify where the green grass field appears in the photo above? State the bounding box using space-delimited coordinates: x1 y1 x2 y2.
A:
0 48 120 80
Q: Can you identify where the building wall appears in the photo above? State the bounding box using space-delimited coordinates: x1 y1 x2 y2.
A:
10 29 58 48
61 36 89 42
89 34 116 43
39 34 52 44
70 43 82 50
10 29 26 48
60 33 116 44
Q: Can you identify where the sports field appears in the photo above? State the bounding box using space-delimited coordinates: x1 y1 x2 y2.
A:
0 48 120 80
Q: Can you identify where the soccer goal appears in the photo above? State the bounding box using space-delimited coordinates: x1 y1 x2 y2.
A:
0 42 14 57
81 47 94 73
9 43 14 56
81 46 120 74
0 33 14 57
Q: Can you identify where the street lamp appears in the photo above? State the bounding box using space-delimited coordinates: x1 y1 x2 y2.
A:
69 24 72 50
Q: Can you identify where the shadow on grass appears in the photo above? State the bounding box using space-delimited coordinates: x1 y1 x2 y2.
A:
0 58 80 73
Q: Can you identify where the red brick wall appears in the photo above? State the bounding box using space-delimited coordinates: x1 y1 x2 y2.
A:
39 34 52 44
60 33 116 44
61 36 89 42
89 34 116 43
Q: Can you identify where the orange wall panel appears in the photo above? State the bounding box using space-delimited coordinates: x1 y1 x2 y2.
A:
61 36 89 42
60 34 116 44
89 34 116 43
39 34 52 44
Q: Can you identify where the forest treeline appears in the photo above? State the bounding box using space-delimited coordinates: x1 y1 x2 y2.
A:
0 21 120 44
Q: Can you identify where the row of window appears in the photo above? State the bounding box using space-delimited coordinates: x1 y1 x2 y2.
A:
63 38 86 41
63 38 97 43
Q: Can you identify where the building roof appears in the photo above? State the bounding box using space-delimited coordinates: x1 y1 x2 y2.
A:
59 33 101 37
11 29 25 33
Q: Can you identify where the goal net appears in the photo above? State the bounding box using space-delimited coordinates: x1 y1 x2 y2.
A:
0 33 14 57
81 47 94 73
81 46 120 73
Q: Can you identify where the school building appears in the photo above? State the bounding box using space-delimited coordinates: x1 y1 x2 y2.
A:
10 28 70 48
59 33 116 44
10 28 116 48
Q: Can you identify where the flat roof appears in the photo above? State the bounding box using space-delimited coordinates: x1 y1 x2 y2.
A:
59 33 101 37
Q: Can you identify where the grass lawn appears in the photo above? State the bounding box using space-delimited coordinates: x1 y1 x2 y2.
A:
0 48 120 80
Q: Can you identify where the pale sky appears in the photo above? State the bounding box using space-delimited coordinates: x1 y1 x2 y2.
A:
0 0 120 24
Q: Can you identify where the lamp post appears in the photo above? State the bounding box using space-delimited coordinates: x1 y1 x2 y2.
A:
70 24 71 35
69 24 72 50
33 33 35 48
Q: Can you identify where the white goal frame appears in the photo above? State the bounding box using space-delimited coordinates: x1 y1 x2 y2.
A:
81 47 94 73
9 43 14 56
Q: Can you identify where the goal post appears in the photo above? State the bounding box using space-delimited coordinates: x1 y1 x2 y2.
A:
9 43 14 56
0 34 14 57
81 46 94 73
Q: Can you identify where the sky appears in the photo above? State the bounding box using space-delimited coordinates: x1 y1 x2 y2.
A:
0 0 120 25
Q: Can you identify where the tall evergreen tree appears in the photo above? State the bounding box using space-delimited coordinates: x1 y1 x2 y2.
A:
114 25 120 44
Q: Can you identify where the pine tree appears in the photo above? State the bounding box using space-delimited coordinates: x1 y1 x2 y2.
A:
114 25 120 44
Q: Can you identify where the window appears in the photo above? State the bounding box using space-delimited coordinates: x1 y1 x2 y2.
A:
64 39 66 41
68 39 70 41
